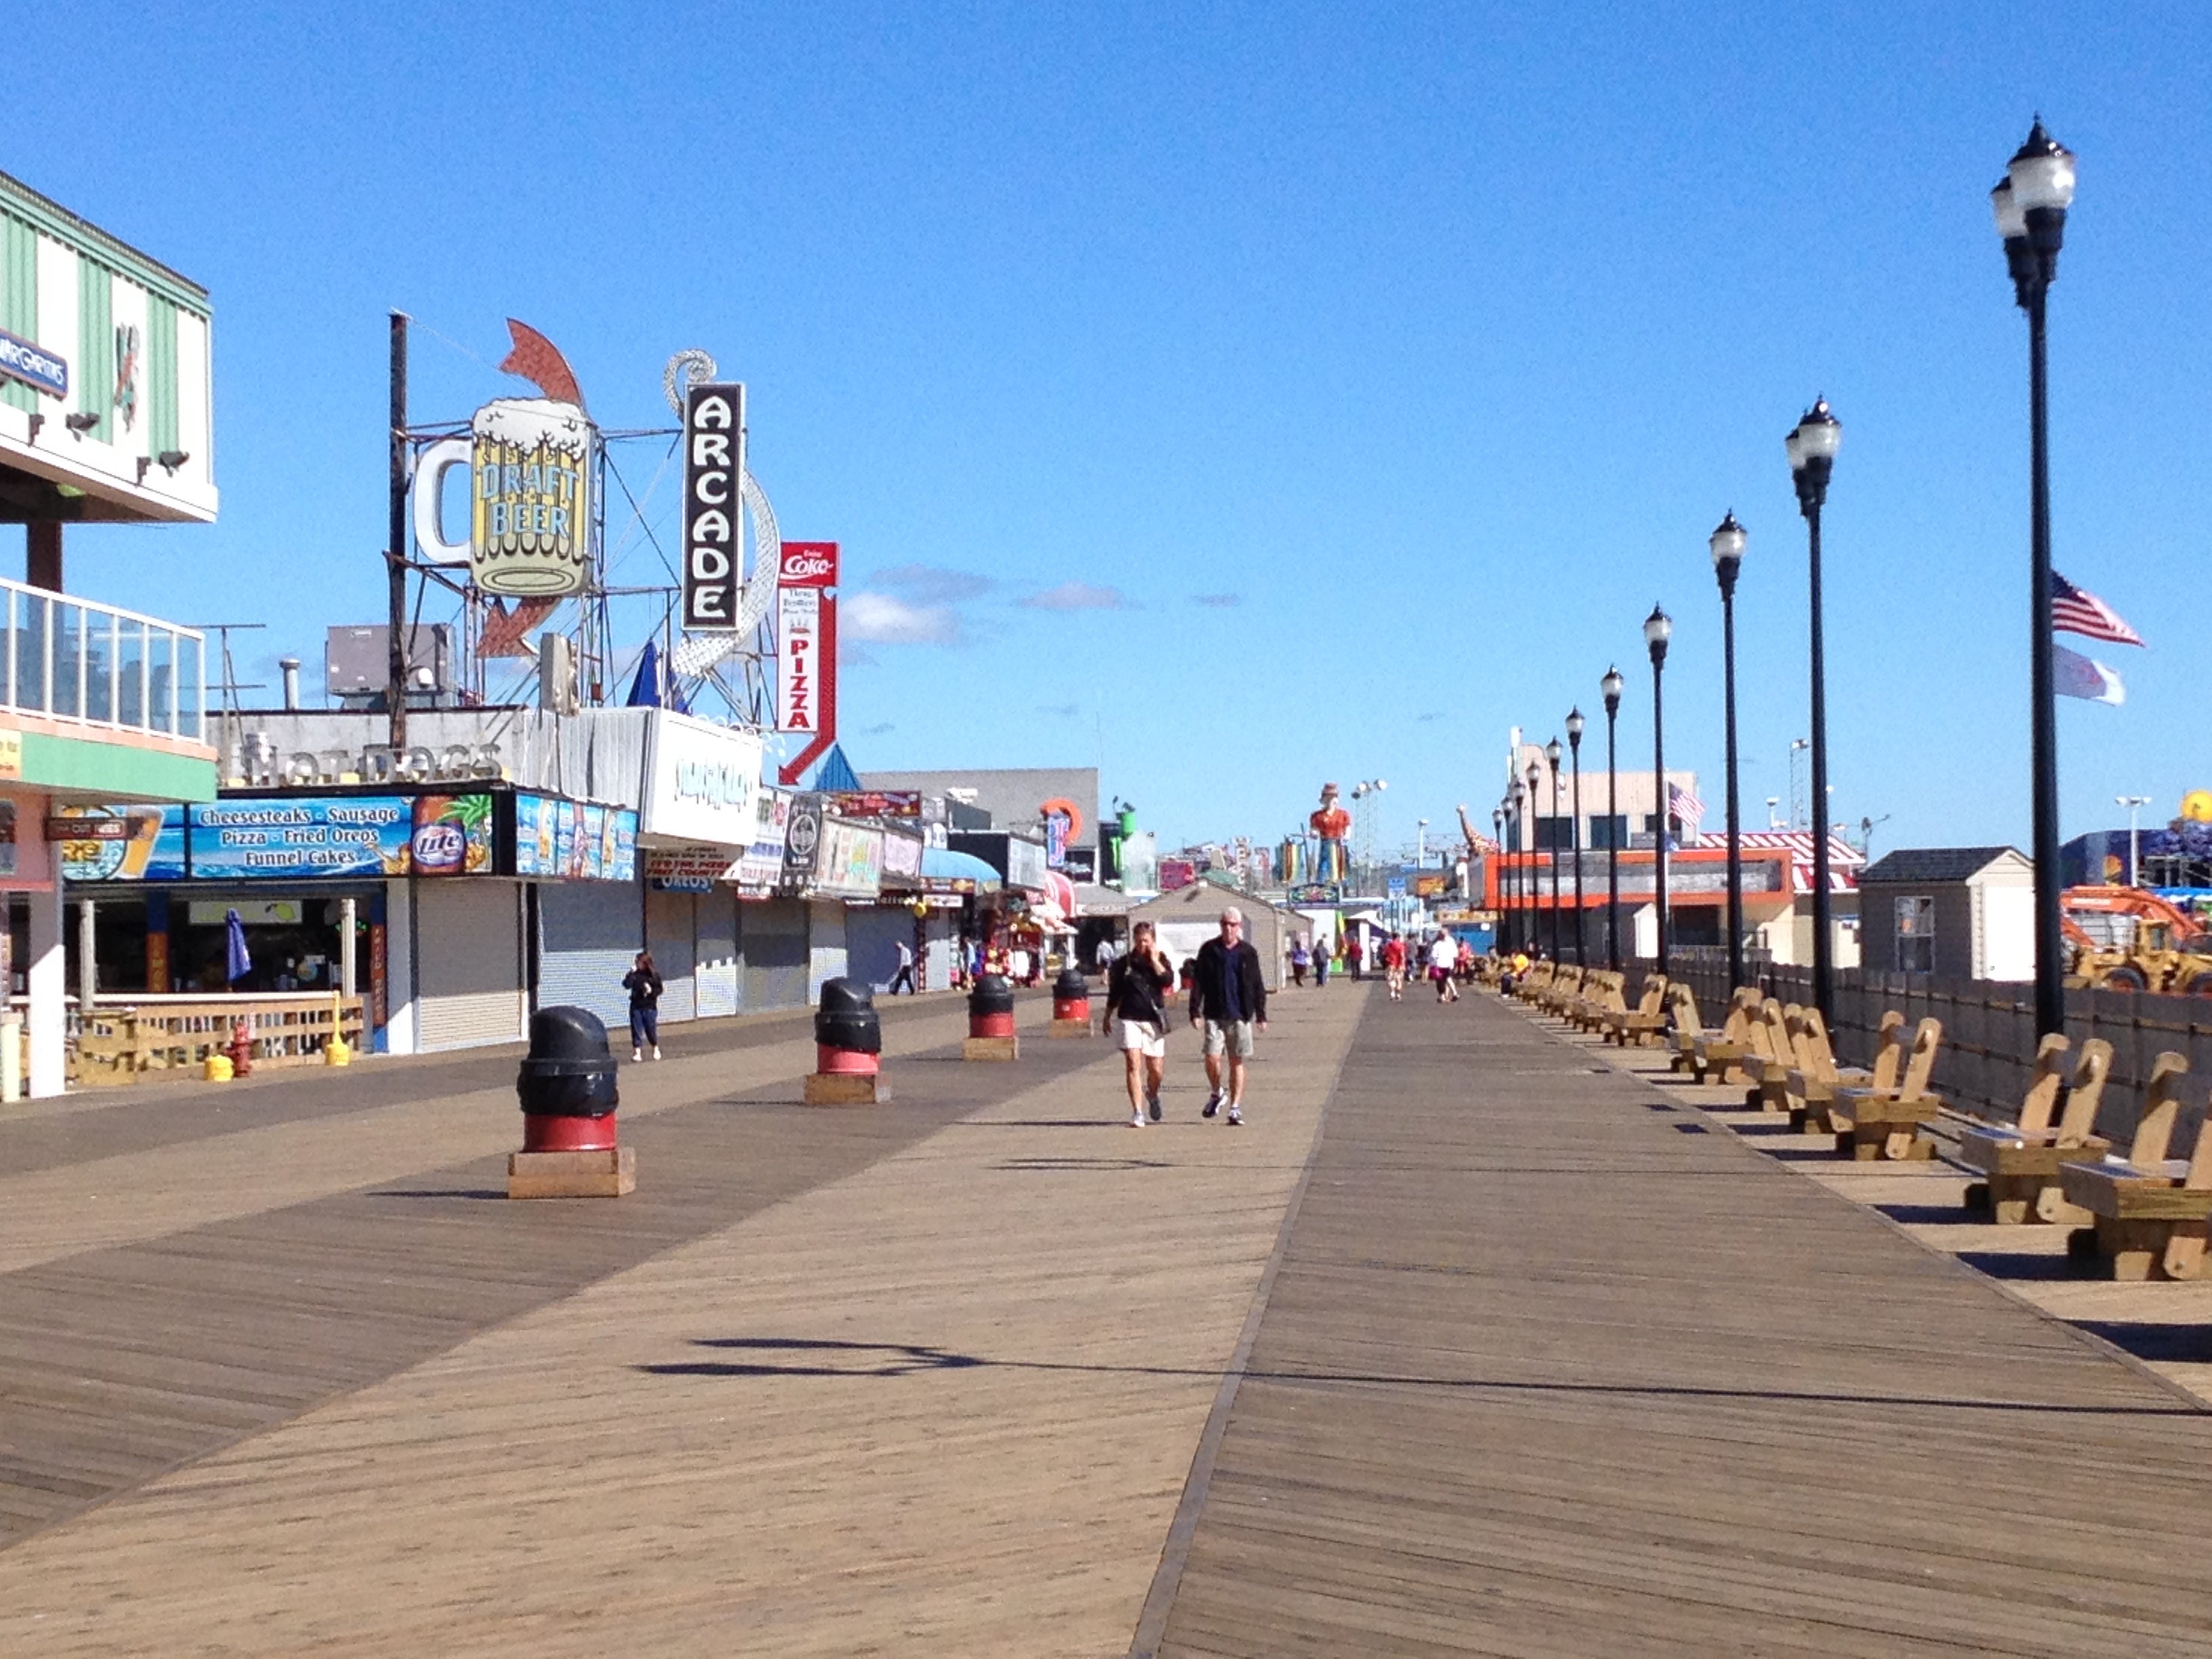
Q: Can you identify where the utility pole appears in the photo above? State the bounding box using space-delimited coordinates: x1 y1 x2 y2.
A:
387 311 411 752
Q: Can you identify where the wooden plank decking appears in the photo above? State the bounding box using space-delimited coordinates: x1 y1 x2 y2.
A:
1152 991 2212 1657
5 981 2212 1653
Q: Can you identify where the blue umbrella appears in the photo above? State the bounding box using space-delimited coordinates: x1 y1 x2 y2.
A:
225 908 252 985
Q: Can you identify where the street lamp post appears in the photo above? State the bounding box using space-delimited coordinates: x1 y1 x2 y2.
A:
1994 118 2078 1040
1544 737 1564 962
1510 780 1528 951
1525 760 1543 957
1787 397 1843 1021
1602 666 1624 970
1645 606 1673 972
1710 511 1748 991
2118 794 2150 886
1566 708 1586 966
1417 818 1429 869
1492 806 1506 932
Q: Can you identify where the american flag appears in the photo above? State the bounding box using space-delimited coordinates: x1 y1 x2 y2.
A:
2052 573 2144 648
1668 782 1705 846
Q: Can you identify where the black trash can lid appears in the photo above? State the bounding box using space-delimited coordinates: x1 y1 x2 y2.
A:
818 976 876 1015
527 1005 611 1061
1052 967 1088 997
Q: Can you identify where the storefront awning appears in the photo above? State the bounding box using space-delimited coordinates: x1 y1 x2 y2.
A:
917 848 1002 890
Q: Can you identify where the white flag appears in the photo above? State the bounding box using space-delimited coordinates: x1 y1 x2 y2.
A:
2055 642 2125 705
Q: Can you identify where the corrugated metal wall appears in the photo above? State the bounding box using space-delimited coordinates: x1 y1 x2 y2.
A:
741 899 808 1011
537 880 638 1030
645 887 698 1022
695 888 738 1017
415 882 526 1050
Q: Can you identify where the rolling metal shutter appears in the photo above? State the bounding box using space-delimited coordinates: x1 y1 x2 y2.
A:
741 899 808 1012
537 880 639 1031
415 881 526 1050
695 889 738 1019
844 905 912 993
645 886 697 1022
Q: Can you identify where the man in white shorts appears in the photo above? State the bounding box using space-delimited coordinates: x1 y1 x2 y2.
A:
1106 921 1175 1126
1190 907 1269 1126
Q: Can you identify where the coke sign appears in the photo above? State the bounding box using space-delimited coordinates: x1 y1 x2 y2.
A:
778 541 838 588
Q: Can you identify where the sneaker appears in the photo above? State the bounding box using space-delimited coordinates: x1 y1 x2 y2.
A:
1147 1090 1162 1122
652 1046 663 1061
1202 1090 1223 1119
1227 1103 1244 1126
1131 1111 1145 1128
632 1048 643 1062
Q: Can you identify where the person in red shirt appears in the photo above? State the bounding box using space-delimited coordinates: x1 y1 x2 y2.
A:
1380 934 1408 1001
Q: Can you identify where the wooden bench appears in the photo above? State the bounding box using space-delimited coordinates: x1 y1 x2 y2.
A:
1690 992 1771 1086
1515 962 1555 1005
1603 975 1670 1048
1955 1035 2112 1224
1568 970 1621 1033
1541 965 1586 1019
1671 986 1752 1075
1828 1018 1944 1161
1786 1009 1906 1132
2058 1053 2210 1280
1743 1001 1803 1111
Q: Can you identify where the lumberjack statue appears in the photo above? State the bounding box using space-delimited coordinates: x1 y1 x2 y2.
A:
1310 781 1351 884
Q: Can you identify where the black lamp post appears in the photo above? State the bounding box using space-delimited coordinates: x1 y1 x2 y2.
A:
1565 708 1586 965
1710 512 1748 991
1544 737 1564 962
1786 398 1842 1021
1994 119 2077 1041
1602 665 1624 970
1644 605 1672 972
1510 780 1528 951
1525 759 1543 956
1492 806 1505 941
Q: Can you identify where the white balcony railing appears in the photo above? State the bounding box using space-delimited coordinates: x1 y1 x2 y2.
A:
0 575 205 743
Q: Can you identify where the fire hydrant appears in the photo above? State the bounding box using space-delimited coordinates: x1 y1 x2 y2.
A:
228 1019 254 1079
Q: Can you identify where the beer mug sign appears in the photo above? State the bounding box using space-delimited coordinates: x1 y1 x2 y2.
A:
404 398 595 595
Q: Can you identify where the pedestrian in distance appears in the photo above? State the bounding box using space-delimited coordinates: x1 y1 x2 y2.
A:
1191 906 1268 1126
1345 931 1364 981
1108 920 1176 1126
1381 933 1408 1000
1290 935 1309 987
888 938 918 996
1427 932 1461 1004
1313 932 1332 988
623 950 664 1061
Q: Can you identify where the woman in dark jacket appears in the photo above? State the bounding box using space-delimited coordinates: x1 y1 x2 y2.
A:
622 951 664 1061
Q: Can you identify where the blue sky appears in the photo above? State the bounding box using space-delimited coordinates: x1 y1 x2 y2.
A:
18 4 2212 857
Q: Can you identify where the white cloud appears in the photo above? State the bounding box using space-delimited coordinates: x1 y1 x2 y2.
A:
844 590 962 644
1023 581 1129 611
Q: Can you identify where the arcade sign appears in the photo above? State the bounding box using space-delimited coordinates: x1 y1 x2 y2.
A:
680 382 745 629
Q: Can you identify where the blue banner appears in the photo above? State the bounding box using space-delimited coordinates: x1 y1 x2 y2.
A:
515 793 638 882
0 327 67 400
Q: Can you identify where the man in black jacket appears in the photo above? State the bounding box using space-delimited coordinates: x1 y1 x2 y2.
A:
1189 906 1268 1126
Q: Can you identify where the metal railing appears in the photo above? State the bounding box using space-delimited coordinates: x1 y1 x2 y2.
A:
0 576 205 741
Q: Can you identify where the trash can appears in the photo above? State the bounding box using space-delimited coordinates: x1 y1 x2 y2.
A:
815 977 882 1076
516 1005 620 1152
1051 967 1089 1021
968 974 1016 1039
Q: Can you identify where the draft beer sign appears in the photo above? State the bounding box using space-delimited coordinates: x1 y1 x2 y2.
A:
681 382 745 630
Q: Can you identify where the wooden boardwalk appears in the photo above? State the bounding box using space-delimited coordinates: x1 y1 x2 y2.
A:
1151 991 2212 1657
7 981 2212 1653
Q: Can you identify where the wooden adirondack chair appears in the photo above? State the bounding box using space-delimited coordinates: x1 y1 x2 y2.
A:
1567 970 1613 1031
1692 991 1769 1085
1829 1017 1944 1160
1956 1036 2114 1223
1605 975 1670 1047
1787 1010 1906 1132
2059 1054 2211 1279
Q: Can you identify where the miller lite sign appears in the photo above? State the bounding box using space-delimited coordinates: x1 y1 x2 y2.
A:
775 541 840 785
680 382 745 630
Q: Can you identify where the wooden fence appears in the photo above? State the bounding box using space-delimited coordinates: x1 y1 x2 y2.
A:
1642 955 2212 1143
71 995 368 1087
